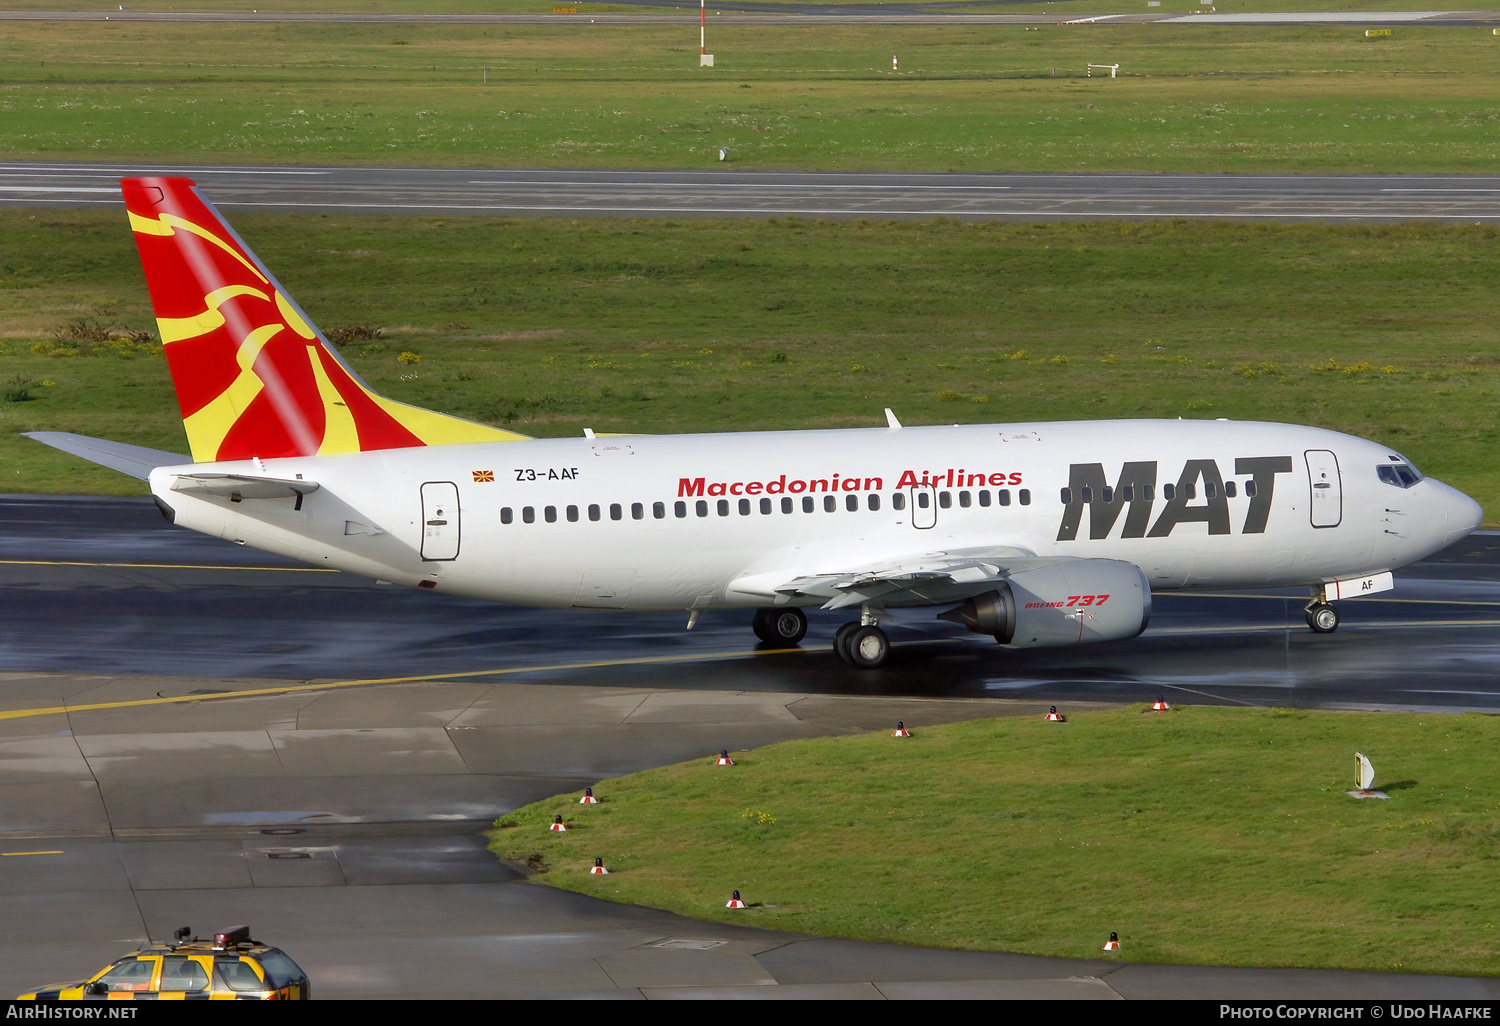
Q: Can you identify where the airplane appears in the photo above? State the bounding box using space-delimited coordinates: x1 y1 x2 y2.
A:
25 177 1485 669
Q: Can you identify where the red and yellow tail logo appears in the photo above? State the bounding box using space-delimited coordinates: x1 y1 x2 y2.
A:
121 177 528 463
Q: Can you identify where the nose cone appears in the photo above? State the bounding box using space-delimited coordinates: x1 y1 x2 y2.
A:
1441 483 1484 546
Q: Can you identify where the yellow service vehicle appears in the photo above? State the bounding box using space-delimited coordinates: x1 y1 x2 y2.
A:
18 926 310 1001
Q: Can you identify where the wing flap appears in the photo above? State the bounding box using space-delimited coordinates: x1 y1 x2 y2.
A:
732 547 1085 610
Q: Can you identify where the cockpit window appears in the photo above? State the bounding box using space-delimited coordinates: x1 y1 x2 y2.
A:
1377 463 1422 489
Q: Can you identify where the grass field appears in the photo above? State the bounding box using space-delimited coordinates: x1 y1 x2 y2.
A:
2 210 1496 519
488 704 1500 975
1 21 1499 171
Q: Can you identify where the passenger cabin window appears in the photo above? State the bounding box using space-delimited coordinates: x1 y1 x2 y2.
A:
761 498 773 514
958 490 972 508
632 502 644 520
938 491 952 509
675 501 687 518
1162 484 1175 501
1019 489 1031 505
824 495 837 513
610 503 623 521
717 500 729 517
1225 481 1237 498
588 504 601 522
739 498 752 515
1060 487 1073 505
522 506 535 524
892 493 906 511
782 497 794 514
501 507 513 524
1205 482 1216 498
696 500 709 517
544 506 557 523
978 490 991 507
1244 480 1257 497
803 496 815 513
1184 483 1196 500
845 494 858 512
1102 486 1113 503
566 505 579 523
868 494 881 511
654 501 666 519
1080 487 1093 503
1121 485 1133 503
998 489 1011 506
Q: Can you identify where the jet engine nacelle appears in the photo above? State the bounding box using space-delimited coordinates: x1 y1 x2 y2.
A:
938 558 1151 649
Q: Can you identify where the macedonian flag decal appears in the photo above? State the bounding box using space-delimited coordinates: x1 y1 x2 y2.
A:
121 177 528 463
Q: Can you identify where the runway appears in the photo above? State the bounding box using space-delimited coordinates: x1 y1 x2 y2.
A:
2 493 1499 998
7 161 1500 223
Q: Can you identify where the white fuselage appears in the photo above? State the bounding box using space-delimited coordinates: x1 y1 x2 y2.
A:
147 419 1482 611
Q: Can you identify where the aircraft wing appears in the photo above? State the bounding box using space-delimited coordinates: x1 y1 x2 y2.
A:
732 547 1084 610
23 431 189 481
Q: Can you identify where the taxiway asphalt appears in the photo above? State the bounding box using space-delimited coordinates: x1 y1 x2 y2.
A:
1 494 1498 999
7 162 1500 222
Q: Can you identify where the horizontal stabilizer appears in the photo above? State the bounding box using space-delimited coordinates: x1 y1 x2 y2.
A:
171 473 320 501
23 431 188 481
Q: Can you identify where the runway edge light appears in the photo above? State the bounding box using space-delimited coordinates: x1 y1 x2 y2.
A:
590 858 609 875
727 890 747 908
1045 706 1066 722
1151 696 1170 712
1102 932 1121 952
716 749 735 766
892 720 912 737
550 815 569 832
580 787 599 804
1348 752 1389 799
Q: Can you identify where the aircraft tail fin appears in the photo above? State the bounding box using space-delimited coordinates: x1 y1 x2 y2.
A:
120 177 529 463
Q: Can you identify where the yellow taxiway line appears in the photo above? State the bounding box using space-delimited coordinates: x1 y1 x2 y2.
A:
2 850 64 856
0 647 806 723
0 559 336 573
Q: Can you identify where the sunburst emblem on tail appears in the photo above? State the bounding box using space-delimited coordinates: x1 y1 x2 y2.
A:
122 177 528 463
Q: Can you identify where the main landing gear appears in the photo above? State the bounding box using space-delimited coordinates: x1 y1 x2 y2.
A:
752 607 808 646
834 620 890 669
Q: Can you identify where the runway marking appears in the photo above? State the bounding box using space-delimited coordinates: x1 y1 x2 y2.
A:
0 186 116 194
1154 618 1500 634
0 559 336 573
0 646 807 722
1 850 64 856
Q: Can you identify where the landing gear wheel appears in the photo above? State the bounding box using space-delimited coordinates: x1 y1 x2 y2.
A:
1307 603 1340 633
847 625 890 669
753 607 807 645
833 621 861 664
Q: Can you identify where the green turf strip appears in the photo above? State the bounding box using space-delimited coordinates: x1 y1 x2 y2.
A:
488 704 1500 975
2 211 1495 521
3 22 1500 172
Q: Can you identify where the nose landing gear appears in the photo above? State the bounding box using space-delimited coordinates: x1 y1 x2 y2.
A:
1305 588 1341 634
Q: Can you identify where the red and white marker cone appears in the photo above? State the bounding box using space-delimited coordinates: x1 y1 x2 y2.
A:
716 749 735 766
726 890 747 908
579 787 599 804
549 815 568 833
1151 697 1170 712
1102 931 1120 951
1045 706 1065 722
590 858 609 875
892 720 911 738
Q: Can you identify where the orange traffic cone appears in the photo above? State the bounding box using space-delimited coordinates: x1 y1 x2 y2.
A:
590 858 609 875
1151 697 1170 712
892 720 911 738
549 815 568 833
579 787 599 804
716 749 735 766
726 890 747 908
1045 706 1065 722
1102 931 1120 951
